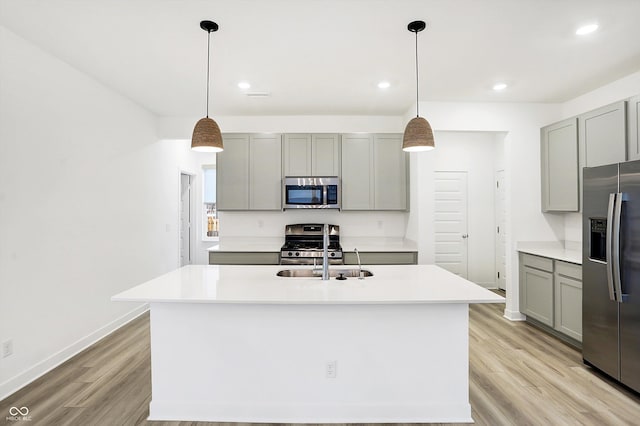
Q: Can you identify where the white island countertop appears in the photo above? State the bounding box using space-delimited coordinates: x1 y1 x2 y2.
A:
112 265 504 305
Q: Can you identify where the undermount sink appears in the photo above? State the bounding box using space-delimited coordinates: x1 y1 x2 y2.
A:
276 268 374 278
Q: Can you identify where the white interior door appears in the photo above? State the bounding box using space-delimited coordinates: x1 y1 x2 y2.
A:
435 171 469 278
495 170 507 290
180 173 192 266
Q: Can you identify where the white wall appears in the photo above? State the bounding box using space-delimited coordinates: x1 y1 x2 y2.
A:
406 101 563 319
0 26 178 399
427 131 500 288
158 116 405 139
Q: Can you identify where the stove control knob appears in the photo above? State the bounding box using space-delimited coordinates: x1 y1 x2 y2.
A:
288 252 293 257
295 252 300 257
330 252 335 257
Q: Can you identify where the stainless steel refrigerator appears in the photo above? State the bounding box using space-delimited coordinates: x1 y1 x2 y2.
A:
583 160 640 392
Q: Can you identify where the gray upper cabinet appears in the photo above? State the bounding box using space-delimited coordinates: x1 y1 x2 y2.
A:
216 134 250 210
311 134 341 176
373 134 408 210
283 133 340 177
628 95 640 161
341 133 408 211
283 134 312 176
249 134 282 210
541 118 579 212
579 100 627 168
217 133 282 211
341 134 374 210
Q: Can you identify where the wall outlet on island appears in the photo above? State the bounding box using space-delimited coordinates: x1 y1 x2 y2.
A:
325 360 337 378
2 339 13 358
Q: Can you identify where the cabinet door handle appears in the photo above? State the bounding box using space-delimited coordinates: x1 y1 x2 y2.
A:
462 234 469 239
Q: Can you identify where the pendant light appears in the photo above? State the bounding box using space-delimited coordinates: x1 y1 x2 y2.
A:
191 20 224 152
402 20 435 152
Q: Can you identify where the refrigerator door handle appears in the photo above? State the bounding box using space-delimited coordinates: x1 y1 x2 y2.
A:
613 192 628 303
606 193 617 301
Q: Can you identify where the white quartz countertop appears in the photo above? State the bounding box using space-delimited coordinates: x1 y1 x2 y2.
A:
207 237 417 253
112 265 504 305
517 242 582 264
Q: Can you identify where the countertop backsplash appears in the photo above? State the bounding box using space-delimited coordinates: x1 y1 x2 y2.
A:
217 210 409 238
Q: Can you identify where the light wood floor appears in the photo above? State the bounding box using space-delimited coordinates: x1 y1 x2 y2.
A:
2 299 640 426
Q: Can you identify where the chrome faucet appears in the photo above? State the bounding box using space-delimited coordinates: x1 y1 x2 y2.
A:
322 224 330 280
354 248 363 279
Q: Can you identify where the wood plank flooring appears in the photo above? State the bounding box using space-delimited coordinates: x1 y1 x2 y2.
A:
2 298 640 425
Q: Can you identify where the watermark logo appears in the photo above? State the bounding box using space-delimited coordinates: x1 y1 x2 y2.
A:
6 406 32 422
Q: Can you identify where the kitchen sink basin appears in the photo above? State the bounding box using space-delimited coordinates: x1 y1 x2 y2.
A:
276 268 374 278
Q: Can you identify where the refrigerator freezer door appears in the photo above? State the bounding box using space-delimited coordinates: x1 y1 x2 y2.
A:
618 160 640 392
583 163 619 380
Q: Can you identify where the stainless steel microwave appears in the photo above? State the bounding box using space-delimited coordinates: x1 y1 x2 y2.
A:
282 177 340 209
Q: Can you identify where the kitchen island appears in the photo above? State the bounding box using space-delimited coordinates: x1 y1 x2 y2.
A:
112 264 504 423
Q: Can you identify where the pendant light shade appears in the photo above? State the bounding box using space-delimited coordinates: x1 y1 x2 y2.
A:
191 20 223 152
403 116 435 151
192 117 223 152
402 20 435 152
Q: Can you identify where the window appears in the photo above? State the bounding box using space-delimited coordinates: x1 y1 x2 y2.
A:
202 165 219 238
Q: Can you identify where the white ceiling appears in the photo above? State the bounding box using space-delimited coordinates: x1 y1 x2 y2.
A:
1 0 640 117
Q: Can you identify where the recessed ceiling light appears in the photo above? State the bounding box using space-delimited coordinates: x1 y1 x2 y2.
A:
238 81 251 89
576 23 598 35
378 81 391 89
493 83 507 91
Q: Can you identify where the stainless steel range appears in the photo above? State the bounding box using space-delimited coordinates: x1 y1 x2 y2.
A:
280 223 343 265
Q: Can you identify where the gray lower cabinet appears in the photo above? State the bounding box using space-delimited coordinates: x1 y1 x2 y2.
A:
209 251 280 265
519 253 583 343
283 133 340 177
540 118 579 212
342 251 417 265
554 261 583 341
520 255 554 326
579 100 627 168
628 95 640 161
217 133 282 211
341 133 408 211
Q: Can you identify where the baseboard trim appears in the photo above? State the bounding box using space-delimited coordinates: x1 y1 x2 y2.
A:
0 303 149 401
148 400 474 423
503 308 526 321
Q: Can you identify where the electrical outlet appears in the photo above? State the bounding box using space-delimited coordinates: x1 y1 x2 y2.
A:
2 339 13 358
326 360 337 378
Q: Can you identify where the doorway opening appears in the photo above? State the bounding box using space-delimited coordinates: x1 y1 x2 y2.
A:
180 173 194 266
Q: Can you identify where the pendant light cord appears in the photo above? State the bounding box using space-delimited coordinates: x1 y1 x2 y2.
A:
206 30 211 118
415 29 419 118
